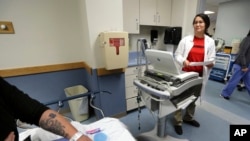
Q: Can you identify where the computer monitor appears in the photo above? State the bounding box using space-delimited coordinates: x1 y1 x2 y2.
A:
145 49 181 75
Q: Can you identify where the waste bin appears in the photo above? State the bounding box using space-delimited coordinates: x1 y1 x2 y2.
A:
64 85 89 122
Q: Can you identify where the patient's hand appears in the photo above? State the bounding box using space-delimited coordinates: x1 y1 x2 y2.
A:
4 132 15 141
78 135 92 141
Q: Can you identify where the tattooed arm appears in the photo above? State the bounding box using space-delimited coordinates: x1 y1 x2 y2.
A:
39 109 92 141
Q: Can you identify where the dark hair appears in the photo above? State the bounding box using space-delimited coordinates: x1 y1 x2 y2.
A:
247 29 250 37
193 13 210 36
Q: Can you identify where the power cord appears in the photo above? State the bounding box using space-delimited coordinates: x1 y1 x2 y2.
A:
89 91 112 118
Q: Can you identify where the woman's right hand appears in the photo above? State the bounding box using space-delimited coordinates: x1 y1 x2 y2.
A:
183 60 190 67
4 132 15 141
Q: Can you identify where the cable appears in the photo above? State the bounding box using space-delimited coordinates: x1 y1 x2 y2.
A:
136 38 150 77
89 96 105 118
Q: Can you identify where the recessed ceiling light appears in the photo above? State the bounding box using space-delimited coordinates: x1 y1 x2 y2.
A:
204 10 215 14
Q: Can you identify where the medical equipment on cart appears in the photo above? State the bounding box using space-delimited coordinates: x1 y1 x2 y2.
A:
134 49 203 141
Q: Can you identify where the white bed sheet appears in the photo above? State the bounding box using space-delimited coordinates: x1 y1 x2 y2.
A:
19 117 136 141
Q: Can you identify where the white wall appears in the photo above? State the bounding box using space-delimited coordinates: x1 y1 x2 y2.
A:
208 22 216 36
84 0 123 68
182 0 199 37
0 0 85 69
214 0 250 45
0 0 124 69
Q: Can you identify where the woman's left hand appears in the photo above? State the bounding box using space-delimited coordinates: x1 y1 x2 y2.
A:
206 63 214 69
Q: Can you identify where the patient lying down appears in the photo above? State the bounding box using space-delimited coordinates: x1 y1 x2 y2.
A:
19 117 136 141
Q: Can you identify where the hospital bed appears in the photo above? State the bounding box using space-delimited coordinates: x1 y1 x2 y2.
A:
18 91 136 141
134 49 203 141
19 117 135 141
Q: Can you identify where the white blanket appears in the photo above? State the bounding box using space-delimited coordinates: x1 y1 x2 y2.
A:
19 117 136 141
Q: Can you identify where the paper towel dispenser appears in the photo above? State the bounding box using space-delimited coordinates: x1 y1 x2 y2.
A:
164 27 182 45
99 31 129 70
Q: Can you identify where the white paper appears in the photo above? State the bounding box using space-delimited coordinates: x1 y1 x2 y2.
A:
189 60 214 66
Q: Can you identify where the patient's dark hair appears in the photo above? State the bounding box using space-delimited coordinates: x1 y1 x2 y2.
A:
193 13 211 36
247 29 250 37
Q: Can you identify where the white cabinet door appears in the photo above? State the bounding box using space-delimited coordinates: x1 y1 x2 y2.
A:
125 86 138 99
123 0 140 34
126 97 142 111
157 0 171 26
139 0 157 26
140 0 171 26
125 74 137 87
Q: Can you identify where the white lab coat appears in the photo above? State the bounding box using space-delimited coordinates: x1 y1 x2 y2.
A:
174 35 216 101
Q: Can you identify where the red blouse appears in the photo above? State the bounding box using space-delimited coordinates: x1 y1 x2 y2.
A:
182 36 204 75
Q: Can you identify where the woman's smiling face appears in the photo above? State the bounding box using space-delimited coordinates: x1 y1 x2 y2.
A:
193 16 206 35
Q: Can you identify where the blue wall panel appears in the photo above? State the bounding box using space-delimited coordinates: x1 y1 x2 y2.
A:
95 73 126 118
4 69 88 110
4 68 127 119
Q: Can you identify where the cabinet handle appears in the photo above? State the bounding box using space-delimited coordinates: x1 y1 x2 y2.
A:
154 15 156 23
158 15 160 23
136 19 139 31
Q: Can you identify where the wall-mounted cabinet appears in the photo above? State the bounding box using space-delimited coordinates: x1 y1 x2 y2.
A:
123 0 140 34
139 0 171 26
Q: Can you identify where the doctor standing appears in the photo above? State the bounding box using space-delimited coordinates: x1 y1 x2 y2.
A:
173 13 216 135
